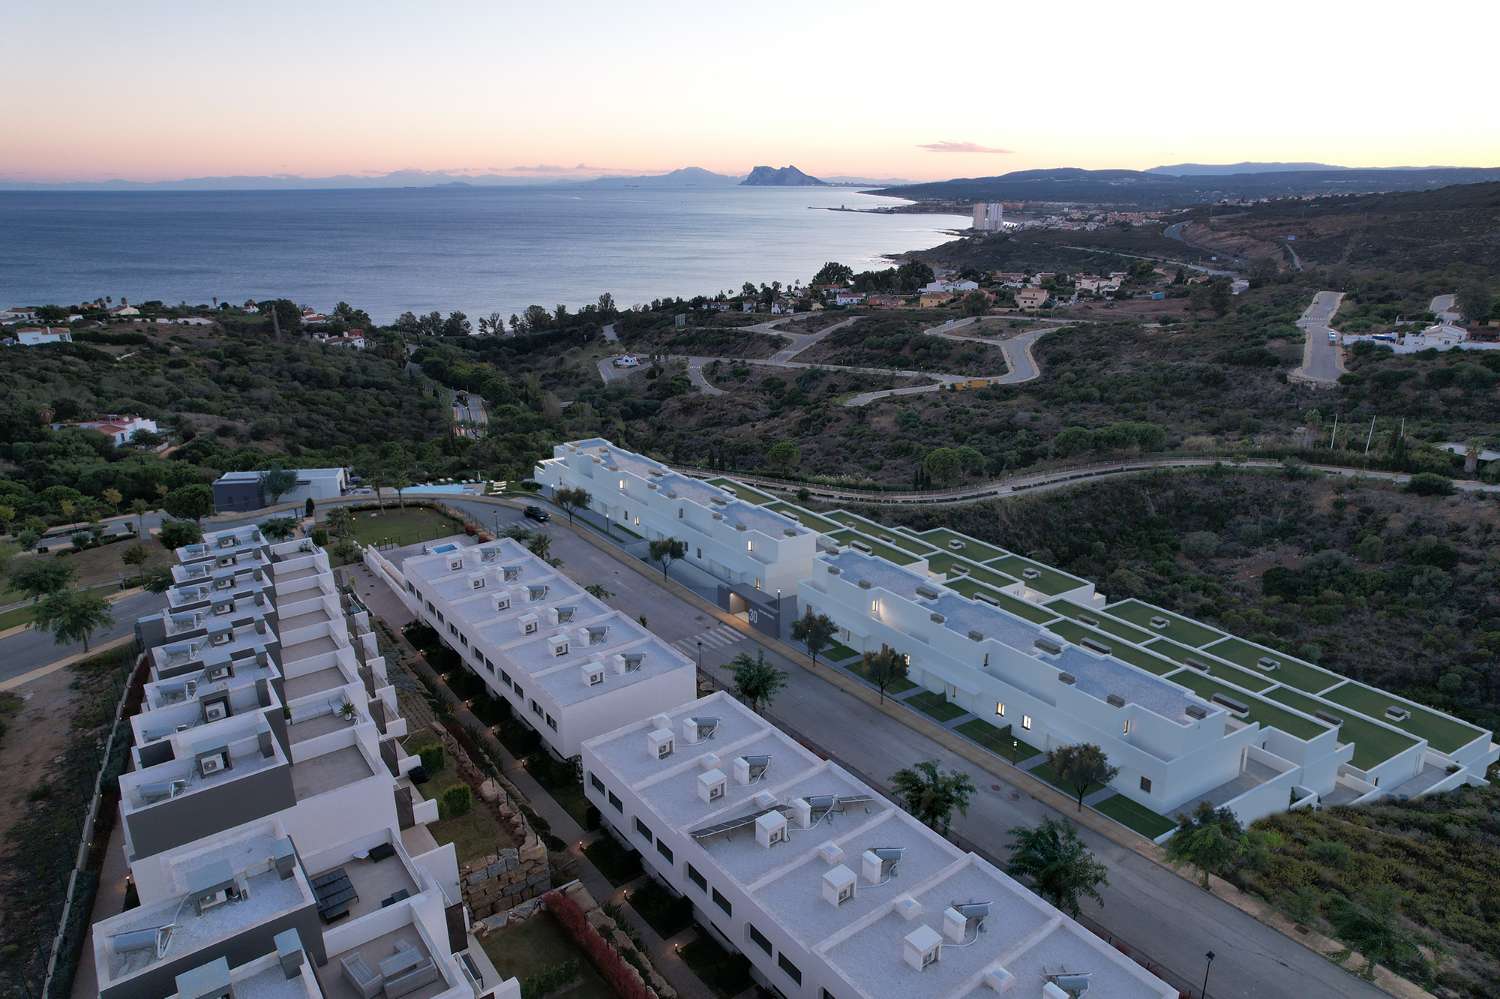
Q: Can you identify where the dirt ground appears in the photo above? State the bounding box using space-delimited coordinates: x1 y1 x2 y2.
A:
0 667 84 844
1051 297 1191 322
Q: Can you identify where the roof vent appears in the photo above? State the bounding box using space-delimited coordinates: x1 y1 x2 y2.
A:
967 630 985 642
649 713 672 731
929 612 946 624
1149 615 1170 629
826 566 842 576
1079 638 1111 655
1034 637 1064 655
1314 709 1343 726
1256 656 1280 672
817 841 845 865
857 579 872 589
698 752 721 772
1211 693 1249 716
752 790 777 809
1021 568 1041 581
916 585 941 600
982 964 1015 992
1058 672 1077 685
1185 704 1208 720
893 895 922 921
1184 658 1209 672
1106 693 1126 708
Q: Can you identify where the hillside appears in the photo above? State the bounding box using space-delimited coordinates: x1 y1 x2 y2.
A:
741 165 827 186
875 166 1500 208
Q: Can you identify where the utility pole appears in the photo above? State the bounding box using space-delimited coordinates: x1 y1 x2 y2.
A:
1328 413 1339 450
1364 416 1376 456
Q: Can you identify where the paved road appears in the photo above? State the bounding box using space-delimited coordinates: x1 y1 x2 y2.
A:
683 357 726 396
369 498 1383 999
843 322 1061 406
0 589 164 683
1430 293 1458 323
596 356 635 384
1292 290 1346 385
601 322 618 343
1282 239 1304 272
451 392 488 437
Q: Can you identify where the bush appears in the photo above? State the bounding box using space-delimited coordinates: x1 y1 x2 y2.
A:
1406 472 1455 496
419 745 445 774
440 784 472 818
543 890 653 999
520 959 579 999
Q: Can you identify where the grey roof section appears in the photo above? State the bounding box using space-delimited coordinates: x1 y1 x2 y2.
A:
1044 645 1200 727
921 591 1039 653
824 550 931 600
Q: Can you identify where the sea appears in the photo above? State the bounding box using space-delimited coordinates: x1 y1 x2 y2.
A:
0 186 961 323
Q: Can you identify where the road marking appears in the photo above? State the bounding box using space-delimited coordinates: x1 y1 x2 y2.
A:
672 624 743 656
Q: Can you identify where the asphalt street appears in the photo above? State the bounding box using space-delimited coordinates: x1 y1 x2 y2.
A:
1294 290 1346 384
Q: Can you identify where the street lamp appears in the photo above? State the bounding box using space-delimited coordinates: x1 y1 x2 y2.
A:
696 640 703 670
1201 951 1215 998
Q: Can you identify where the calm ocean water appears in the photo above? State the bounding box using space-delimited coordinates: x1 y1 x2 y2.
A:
0 187 959 322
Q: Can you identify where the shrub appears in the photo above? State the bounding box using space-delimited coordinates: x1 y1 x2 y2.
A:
418 745 445 774
520 959 579 999
543 890 652 999
1406 472 1455 496
440 784 472 818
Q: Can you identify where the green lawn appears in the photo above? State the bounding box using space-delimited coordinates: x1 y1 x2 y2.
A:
1263 687 1419 770
1045 600 1153 644
1143 638 1276 692
824 513 938 557
416 761 516 863
906 690 967 723
846 654 917 694
911 528 1007 561
480 911 615 999
956 719 1040 762
348 507 464 548
1095 794 1177 839
931 557 1020 590
0 583 126 632
942 578 1058 625
986 555 1086 597
1200 637 1340 695
827 529 921 565
762 501 842 534
705 478 777 505
1319 681 1484 754
1165 670 1331 741
1104 599 1224 647
816 638 859 664
1030 761 1106 799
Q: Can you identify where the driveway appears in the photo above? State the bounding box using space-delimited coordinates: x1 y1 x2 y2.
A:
1429 293 1459 323
1292 290 1346 385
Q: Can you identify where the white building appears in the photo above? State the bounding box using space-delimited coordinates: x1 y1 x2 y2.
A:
1343 322 1500 354
100 525 518 999
583 691 1176 999
51 414 159 446
971 202 1004 231
920 280 979 295
380 536 698 759
15 326 72 345
213 467 350 513
0 306 38 323
833 290 865 307
536 439 819 607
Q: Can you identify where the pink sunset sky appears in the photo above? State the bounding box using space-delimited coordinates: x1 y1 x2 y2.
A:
4 0 1496 184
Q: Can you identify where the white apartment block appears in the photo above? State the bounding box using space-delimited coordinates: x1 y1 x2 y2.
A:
971 202 1004 231
101 524 518 999
536 439 818 599
541 441 1498 830
379 535 698 759
583 692 1175 999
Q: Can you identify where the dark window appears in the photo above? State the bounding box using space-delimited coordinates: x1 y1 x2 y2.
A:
687 864 707 892
822 990 840 999
483 657 493 673
514 685 524 700
608 791 622 812
407 581 416 594
546 714 557 731
531 700 543 717
1139 776 1152 793
777 954 801 985
656 840 674 864
748 924 772 956
459 633 468 647
590 773 606 794
436 610 444 624
425 600 434 613
501 671 511 687
634 818 653 843
712 888 731 916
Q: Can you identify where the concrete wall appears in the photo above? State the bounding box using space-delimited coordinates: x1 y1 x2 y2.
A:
126 764 297 861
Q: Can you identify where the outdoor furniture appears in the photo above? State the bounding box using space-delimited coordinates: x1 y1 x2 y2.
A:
366 841 397 863
111 925 174 960
381 941 439 998
312 867 359 923
339 952 382 999
380 888 411 907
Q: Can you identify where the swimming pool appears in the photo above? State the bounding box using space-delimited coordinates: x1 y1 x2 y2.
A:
430 543 459 554
410 483 478 495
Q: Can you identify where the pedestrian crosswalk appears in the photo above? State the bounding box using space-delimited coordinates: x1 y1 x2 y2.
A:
671 623 745 660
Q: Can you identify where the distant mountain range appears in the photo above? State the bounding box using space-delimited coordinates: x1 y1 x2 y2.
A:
741 165 828 187
874 166 1500 207
1147 162 1348 176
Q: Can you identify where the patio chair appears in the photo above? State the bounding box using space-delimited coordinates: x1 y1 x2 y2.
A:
339 952 382 999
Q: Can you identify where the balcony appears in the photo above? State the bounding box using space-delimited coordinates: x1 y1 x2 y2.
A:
322 923 455 999
291 745 375 799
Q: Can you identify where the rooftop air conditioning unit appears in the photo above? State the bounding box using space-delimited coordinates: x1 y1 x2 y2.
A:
1256 656 1280 672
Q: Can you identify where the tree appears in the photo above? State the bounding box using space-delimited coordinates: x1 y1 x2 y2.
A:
922 447 964 487
388 464 412 508
895 260 935 292
441 311 472 336
1165 802 1244 890
325 507 354 538
101 487 123 511
141 565 176 593
129 498 150 537
9 558 76 603
162 484 214 523
812 262 854 286
1326 886 1422 981
526 532 553 561
764 440 801 475
1046 744 1119 811
121 543 150 582
34 590 113 653
961 290 989 317
584 583 613 600
555 487 591 525
596 293 616 316
648 537 686 581
158 519 202 550
890 760 975 835
791 609 836 664
305 496 316 518
1005 817 1110 917
1458 282 1492 324
861 645 909 704
260 466 298 504
259 517 297 541
727 650 788 714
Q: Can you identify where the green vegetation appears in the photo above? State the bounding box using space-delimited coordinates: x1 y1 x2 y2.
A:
762 501 841 533
1319 681 1483 754
1045 600 1152 644
955 719 1039 762
1165 670 1331 741
480 913 614 999
1005 817 1110 917
1263 687 1417 770
626 878 693 938
889 760 975 836
794 313 1008 375
827 529 921 565
847 650 916 694
1143 639 1276 692
404 734 513 862
1200 636 1335 694
705 477 776 504
1105 599 1224 647
347 506 464 548
905 690 966 723
725 649 788 715
1094 794 1176 839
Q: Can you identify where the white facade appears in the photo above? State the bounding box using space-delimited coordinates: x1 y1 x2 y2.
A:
971 202 1004 231
583 692 1176 999
52 414 159 446
391 536 698 759
16 327 72 345
100 525 517 999
535 439 820 596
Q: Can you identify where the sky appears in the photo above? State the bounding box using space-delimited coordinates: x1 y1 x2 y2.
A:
4 0 1498 184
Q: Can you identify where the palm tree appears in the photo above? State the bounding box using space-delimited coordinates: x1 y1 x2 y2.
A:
34 590 114 653
889 760 975 836
130 498 150 537
584 583 613 600
526 533 552 561
1005 817 1109 917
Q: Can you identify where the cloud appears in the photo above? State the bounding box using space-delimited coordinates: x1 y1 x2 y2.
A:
917 141 1013 154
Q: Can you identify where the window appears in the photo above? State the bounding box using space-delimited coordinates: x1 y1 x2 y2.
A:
407 581 416 594
687 864 707 892
546 714 557 731
590 773 606 794
656 840 674 864
513 685 524 700
426 600 435 613
748 924 772 956
501 671 512 688
1021 714 1032 731
678 508 684 519
746 539 753 552
1122 718 1132 735
436 611 445 624
822 990 840 999
634 818 653 844
712 888 732 916
608 791 622 812
777 954 802 986
483 657 494 674
1139 776 1152 793
459 633 468 647
994 701 1006 718
531 700 543 718
448 624 457 637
